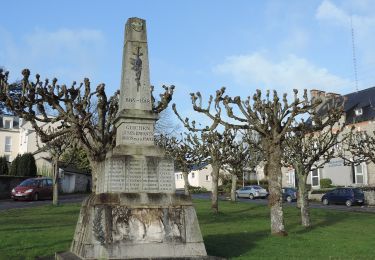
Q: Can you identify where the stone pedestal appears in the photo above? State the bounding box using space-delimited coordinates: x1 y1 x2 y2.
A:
62 193 207 259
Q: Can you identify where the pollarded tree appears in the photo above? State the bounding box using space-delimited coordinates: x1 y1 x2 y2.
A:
156 133 206 196
0 69 21 115
35 132 76 205
340 130 375 165
283 105 343 227
169 117 234 213
174 88 324 235
224 132 248 202
198 130 234 213
0 69 174 192
225 130 263 202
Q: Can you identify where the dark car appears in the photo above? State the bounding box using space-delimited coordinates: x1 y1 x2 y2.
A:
11 177 53 201
321 187 364 207
282 187 297 203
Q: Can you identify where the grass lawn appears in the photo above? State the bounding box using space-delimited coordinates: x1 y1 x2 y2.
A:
0 200 374 259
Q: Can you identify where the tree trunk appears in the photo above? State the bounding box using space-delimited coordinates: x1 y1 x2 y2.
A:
182 171 190 196
295 173 301 209
52 158 59 206
89 159 105 193
230 173 238 202
211 162 220 213
298 172 311 227
266 143 287 236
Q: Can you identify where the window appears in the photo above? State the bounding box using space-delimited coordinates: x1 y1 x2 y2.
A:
311 169 321 187
286 170 295 186
4 120 11 129
206 175 209 181
191 173 195 178
354 108 363 116
5 136 11 152
47 179 53 186
355 164 364 184
4 155 10 162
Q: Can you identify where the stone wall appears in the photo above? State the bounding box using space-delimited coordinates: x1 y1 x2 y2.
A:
74 173 91 193
308 191 324 202
0 176 29 199
364 190 375 206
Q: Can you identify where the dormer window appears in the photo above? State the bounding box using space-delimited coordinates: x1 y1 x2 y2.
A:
355 108 363 116
3 118 13 129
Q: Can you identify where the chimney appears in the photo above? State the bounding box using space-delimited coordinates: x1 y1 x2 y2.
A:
310 89 326 101
310 89 319 98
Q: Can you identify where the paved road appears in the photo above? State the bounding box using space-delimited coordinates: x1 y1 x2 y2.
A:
0 194 87 211
1 192 374 213
192 193 375 213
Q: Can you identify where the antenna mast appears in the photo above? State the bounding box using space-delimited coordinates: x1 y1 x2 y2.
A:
351 15 359 91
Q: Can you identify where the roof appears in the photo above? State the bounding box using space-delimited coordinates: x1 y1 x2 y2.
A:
310 86 375 125
190 162 209 171
58 161 91 175
343 86 375 124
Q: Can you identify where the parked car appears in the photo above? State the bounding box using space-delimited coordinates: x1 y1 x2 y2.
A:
282 187 297 203
321 187 365 207
11 177 53 201
236 185 268 199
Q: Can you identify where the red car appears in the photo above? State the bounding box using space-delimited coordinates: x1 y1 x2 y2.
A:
11 177 53 201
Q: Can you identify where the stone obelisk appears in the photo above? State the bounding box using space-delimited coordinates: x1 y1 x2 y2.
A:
57 17 207 260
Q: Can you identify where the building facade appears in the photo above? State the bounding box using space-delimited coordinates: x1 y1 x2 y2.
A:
0 115 56 174
175 164 226 191
0 115 21 163
282 87 375 189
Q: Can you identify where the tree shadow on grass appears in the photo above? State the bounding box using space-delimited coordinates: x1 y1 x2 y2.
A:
197 205 269 226
0 224 73 232
291 209 349 235
204 230 269 258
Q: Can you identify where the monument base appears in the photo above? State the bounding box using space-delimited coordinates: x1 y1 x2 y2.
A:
63 193 208 260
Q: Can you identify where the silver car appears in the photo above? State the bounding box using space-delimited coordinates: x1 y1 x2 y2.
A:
236 185 268 199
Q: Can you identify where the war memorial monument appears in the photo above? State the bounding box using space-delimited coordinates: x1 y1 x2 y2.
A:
56 17 208 259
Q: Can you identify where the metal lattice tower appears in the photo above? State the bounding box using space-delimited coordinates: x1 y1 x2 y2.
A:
351 15 359 92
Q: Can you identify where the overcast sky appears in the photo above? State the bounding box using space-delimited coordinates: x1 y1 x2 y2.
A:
1 0 375 125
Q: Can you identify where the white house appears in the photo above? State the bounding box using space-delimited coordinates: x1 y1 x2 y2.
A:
0 115 51 171
175 164 228 191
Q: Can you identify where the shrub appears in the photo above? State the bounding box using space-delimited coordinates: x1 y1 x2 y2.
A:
320 178 332 188
218 182 232 194
9 153 37 177
9 154 21 176
188 186 208 193
0 156 8 175
18 153 37 177
311 188 335 194
360 186 375 192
